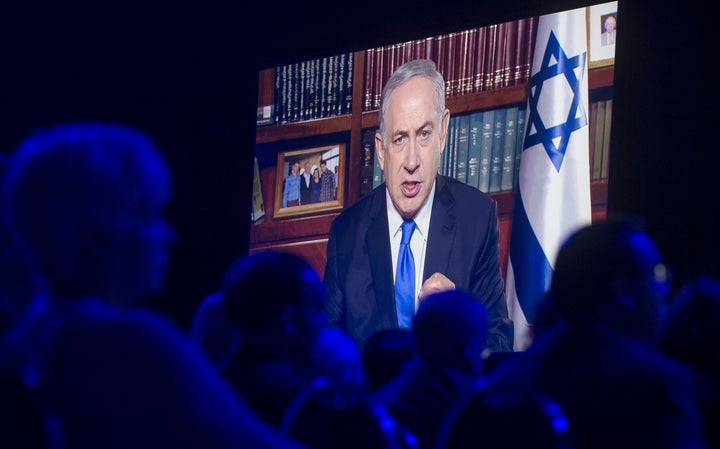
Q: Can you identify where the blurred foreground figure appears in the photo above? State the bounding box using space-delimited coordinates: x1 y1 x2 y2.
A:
479 219 708 449
219 250 330 428
0 123 304 449
659 276 720 449
372 289 488 449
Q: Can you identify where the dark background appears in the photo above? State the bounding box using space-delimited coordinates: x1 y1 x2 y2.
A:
2 0 715 329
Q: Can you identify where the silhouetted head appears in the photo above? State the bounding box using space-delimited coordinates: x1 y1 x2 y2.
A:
412 289 488 378
0 153 34 329
222 250 328 364
312 326 367 399
437 382 574 449
539 219 670 342
1 123 175 306
362 328 415 392
659 276 720 371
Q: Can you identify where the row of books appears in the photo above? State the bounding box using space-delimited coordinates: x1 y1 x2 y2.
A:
444 106 525 193
359 105 525 195
267 52 355 125
359 99 612 196
362 17 538 112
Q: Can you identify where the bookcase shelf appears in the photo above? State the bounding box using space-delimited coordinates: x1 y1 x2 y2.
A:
256 114 353 144
257 66 613 144
251 28 613 280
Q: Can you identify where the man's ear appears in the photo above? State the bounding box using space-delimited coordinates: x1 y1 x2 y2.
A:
375 131 385 172
439 108 451 152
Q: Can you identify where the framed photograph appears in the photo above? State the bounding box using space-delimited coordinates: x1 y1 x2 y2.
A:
587 1 618 68
273 143 345 219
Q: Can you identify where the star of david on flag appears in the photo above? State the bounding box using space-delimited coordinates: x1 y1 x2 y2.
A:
505 7 593 351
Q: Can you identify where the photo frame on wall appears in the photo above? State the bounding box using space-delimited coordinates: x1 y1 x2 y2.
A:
587 1 618 68
273 143 345 219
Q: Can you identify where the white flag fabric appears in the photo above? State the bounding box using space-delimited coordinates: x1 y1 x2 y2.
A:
506 7 592 351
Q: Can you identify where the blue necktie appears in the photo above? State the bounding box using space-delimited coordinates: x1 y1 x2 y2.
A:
395 220 416 329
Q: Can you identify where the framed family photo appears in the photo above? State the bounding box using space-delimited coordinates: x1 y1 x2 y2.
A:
273 143 345 219
587 1 618 68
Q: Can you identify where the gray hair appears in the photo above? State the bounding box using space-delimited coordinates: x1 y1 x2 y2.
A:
377 59 446 144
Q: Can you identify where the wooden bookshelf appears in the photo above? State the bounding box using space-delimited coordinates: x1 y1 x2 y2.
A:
251 24 613 282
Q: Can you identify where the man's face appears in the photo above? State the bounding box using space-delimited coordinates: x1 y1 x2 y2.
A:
605 16 616 32
320 163 327 173
376 76 449 220
304 162 311 174
292 162 299 174
107 197 175 306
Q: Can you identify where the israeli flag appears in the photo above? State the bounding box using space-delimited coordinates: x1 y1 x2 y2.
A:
506 7 593 351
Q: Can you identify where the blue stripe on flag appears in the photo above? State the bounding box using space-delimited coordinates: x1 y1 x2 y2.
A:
509 191 553 324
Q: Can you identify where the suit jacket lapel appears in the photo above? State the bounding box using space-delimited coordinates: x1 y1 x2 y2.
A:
424 176 457 280
366 188 397 328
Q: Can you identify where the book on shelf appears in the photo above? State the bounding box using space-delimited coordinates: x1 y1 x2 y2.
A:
500 106 518 191
360 128 376 197
502 20 518 88
443 115 456 178
454 113 470 184
588 100 598 180
488 107 506 192
513 18 528 87
492 21 507 91
276 65 286 124
251 156 265 223
290 62 299 122
514 107 526 190
478 109 494 193
460 28 477 95
319 57 329 118
363 48 375 111
443 32 456 97
483 23 499 92
523 16 538 83
592 99 606 181
373 46 384 110
298 61 306 121
600 98 612 179
337 53 346 117
467 111 483 189
344 52 353 114
473 26 487 93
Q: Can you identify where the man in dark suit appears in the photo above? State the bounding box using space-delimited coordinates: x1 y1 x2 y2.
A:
323 59 513 353
300 160 312 205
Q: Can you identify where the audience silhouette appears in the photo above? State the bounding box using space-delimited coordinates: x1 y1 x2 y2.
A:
371 289 488 449
0 153 48 448
362 328 416 393
659 276 720 449
190 290 241 369
435 381 575 449
281 327 418 449
0 123 305 449
0 123 714 449
218 250 329 428
479 219 708 449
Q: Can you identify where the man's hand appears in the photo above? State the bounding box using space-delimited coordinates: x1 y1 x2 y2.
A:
418 272 455 300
